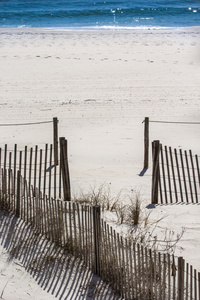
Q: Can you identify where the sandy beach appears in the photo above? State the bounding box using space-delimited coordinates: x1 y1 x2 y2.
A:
1 28 200 193
1 27 200 298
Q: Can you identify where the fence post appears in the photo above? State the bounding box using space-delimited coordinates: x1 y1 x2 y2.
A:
16 170 20 217
93 205 101 275
151 140 160 204
53 117 59 166
64 138 71 201
143 117 149 169
60 137 71 201
178 257 184 300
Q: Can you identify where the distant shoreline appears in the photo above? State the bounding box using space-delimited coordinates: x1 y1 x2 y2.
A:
0 25 200 34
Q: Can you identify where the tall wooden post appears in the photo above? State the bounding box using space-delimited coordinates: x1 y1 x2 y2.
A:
3 144 7 196
178 257 184 300
16 170 21 217
151 140 160 204
53 117 59 166
60 137 71 201
64 139 71 201
93 205 101 275
144 117 149 169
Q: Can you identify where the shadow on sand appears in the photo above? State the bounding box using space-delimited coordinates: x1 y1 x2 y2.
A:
138 168 148 176
0 210 121 300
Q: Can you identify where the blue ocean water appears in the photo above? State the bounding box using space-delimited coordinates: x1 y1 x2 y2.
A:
0 0 200 29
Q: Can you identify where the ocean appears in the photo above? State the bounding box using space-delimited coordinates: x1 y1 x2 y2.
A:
0 0 200 30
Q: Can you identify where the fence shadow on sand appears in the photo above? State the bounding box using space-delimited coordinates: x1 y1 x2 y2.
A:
0 210 121 300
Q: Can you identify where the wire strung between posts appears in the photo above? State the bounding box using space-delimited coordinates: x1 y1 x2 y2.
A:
149 120 200 125
0 120 53 127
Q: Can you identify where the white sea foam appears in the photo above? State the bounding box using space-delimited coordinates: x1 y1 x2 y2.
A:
41 25 175 32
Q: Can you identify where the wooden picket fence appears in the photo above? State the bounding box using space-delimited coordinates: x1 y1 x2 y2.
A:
0 140 200 299
151 140 200 204
1 171 200 299
0 137 70 212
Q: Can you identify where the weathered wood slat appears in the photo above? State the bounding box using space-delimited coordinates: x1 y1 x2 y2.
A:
110 226 115 285
151 140 160 204
179 149 189 203
28 147 33 197
137 244 142 298
59 201 64 245
25 179 29 223
64 139 71 201
38 150 42 232
8 152 11 209
48 144 52 200
133 242 138 298
120 236 126 299
54 164 57 200
165 146 173 203
34 146 38 198
45 197 49 240
114 229 120 293
174 148 184 202
4 144 7 197
167 253 171 300
128 239 134 300
160 144 167 203
76 203 82 259
69 202 73 254
141 245 145 299
57 200 63 246
59 154 62 199
125 238 131 300
64 201 69 246
106 225 113 283
117 233 123 299
24 146 27 220
103 221 108 281
0 148 1 193
81 205 85 263
194 269 197 300
163 253 166 300
72 202 77 256
169 147 178 202
189 150 198 203
13 144 17 206
43 144 48 199
144 246 148 300
195 155 200 191
172 255 177 300
190 265 193 300
154 251 158 300
186 263 189 300
158 252 162 299
185 150 194 203
149 249 154 300
89 206 92 270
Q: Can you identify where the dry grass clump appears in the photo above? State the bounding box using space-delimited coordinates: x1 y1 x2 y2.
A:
74 185 185 255
73 183 121 212
126 192 141 226
115 191 142 226
76 186 185 255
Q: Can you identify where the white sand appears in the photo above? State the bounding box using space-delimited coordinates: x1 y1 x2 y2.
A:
0 211 120 300
0 27 200 298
